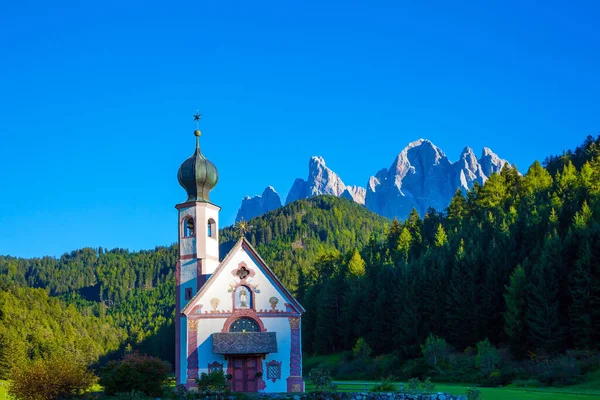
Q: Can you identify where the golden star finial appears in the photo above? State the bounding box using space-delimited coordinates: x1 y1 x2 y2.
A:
235 218 254 237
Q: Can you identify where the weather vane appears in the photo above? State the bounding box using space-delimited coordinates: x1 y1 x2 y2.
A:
193 110 202 129
235 218 254 238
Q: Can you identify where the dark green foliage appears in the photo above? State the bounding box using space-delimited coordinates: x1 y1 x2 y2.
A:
100 353 171 397
465 387 482 400
370 375 397 392
1 135 600 387
8 356 97 400
308 368 337 391
195 369 230 397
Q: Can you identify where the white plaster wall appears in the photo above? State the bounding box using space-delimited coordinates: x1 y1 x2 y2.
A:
180 259 198 308
194 203 220 274
263 318 292 392
196 248 295 313
196 318 228 375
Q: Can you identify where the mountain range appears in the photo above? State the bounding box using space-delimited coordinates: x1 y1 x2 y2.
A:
236 139 511 222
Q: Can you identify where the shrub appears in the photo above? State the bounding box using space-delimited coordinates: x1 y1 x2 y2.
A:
353 337 373 362
421 334 451 370
476 338 501 375
308 368 337 392
8 357 97 400
370 375 397 392
100 352 171 397
112 391 150 400
422 376 435 393
407 377 420 393
465 387 481 400
195 369 230 397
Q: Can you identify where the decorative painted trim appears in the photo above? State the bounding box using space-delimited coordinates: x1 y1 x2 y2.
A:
175 201 222 211
230 283 257 311
287 317 303 392
180 253 198 260
221 310 266 333
188 319 198 331
231 261 255 280
187 311 300 319
181 237 304 316
286 376 304 393
188 305 203 315
208 361 223 373
266 360 282 383
175 262 181 385
186 325 198 388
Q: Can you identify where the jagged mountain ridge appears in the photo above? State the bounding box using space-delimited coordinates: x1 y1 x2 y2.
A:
235 186 282 222
236 139 511 221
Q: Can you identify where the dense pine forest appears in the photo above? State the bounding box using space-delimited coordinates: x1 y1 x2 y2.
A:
1 134 600 384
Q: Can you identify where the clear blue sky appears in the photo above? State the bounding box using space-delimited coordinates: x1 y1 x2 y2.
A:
1 0 598 258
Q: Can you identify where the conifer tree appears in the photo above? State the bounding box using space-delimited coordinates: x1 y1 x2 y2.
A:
526 234 565 354
504 265 528 357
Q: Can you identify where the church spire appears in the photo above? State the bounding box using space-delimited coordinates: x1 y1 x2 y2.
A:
177 111 219 203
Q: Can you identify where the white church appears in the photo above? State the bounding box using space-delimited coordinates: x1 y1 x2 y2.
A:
174 123 305 393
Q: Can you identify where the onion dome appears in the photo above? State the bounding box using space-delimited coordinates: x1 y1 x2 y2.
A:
177 129 219 202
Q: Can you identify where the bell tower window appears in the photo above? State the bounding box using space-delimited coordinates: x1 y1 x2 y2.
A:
184 217 195 238
208 218 216 238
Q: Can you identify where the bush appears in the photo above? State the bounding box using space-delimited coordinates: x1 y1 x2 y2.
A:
407 377 420 393
8 357 97 400
465 387 481 400
353 337 372 362
100 352 171 397
476 338 501 375
405 376 435 394
422 377 435 393
370 375 397 392
112 391 150 400
308 368 337 391
511 379 542 388
195 369 230 397
421 334 451 370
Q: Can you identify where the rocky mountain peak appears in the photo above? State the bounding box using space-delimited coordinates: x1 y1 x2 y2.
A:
479 147 508 176
235 186 282 222
238 141 515 222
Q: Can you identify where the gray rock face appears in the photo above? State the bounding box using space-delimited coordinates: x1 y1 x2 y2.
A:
453 146 487 193
366 139 454 219
479 147 509 176
342 185 366 205
364 140 513 220
285 156 362 204
235 186 282 222
237 140 513 222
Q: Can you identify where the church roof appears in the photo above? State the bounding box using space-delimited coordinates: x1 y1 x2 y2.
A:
181 237 305 315
212 332 277 354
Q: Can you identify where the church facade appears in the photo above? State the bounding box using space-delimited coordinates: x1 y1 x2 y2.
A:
175 125 304 393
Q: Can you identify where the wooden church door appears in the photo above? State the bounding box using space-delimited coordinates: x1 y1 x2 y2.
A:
231 356 258 392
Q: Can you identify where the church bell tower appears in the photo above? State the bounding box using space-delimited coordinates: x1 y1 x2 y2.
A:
175 113 220 384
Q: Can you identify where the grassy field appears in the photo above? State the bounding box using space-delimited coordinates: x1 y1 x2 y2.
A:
2 371 599 400
304 370 600 399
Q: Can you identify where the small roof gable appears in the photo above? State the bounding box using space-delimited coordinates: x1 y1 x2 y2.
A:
181 237 305 315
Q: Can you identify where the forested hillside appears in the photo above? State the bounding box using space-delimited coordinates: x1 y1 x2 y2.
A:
301 134 600 358
0 195 388 377
1 134 599 382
